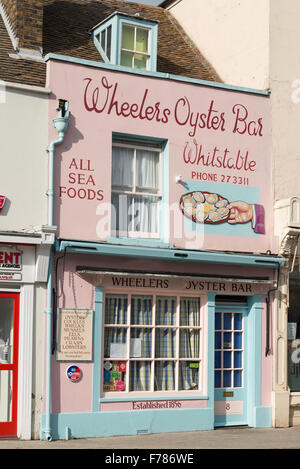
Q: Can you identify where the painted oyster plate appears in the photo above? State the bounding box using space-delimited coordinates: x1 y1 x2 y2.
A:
179 191 230 224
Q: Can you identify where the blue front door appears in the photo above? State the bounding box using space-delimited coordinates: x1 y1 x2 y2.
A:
214 305 248 427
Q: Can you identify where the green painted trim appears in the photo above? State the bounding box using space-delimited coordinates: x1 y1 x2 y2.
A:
40 408 214 440
56 238 284 268
207 293 216 409
92 286 104 412
247 294 269 427
44 53 270 96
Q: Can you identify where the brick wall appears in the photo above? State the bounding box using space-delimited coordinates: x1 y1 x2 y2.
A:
1 0 43 52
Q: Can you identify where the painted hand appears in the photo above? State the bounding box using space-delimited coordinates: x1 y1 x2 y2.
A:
227 201 253 224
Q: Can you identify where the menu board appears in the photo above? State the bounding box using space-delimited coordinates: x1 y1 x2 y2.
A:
57 308 94 361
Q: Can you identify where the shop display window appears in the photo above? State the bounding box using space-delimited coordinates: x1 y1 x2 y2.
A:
288 269 300 392
102 294 202 393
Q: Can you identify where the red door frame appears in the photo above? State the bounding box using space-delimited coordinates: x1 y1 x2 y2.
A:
0 292 19 437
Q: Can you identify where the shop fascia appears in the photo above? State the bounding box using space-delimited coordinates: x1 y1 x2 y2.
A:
0 226 56 284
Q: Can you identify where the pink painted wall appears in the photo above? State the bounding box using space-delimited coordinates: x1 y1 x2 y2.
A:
47 59 277 254
47 253 274 414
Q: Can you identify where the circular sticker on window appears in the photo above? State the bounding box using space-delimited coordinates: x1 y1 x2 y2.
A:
104 361 112 371
66 365 82 383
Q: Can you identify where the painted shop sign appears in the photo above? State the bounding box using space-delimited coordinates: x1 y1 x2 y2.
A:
100 399 206 412
57 309 94 361
132 400 182 410
0 272 22 281
49 61 273 253
98 274 272 295
0 247 22 270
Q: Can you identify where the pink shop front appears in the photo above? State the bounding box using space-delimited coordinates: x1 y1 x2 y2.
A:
40 55 284 440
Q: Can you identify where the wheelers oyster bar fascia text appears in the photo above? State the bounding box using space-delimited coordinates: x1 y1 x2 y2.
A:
107 274 267 294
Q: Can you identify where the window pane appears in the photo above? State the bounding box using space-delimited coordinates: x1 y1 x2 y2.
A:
132 195 158 234
234 332 242 349
105 295 127 324
223 351 232 368
134 53 147 70
130 361 151 391
121 50 133 67
234 313 242 330
136 150 159 190
179 329 200 358
215 332 221 349
215 312 221 330
131 296 152 325
101 29 106 51
106 25 112 60
215 351 221 369
0 371 12 421
112 147 134 186
234 370 242 388
155 361 175 391
122 25 134 50
136 28 149 53
0 298 14 364
223 370 232 388
155 329 176 358
234 351 242 368
103 361 126 392
156 296 176 325
224 332 232 349
130 328 152 358
215 370 221 388
104 327 127 358
223 313 232 330
179 362 199 391
180 297 200 326
111 193 132 234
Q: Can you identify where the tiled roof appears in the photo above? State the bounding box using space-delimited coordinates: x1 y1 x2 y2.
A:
0 14 46 87
0 0 220 87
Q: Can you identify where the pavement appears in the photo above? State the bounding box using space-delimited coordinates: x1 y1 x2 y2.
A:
1 425 300 451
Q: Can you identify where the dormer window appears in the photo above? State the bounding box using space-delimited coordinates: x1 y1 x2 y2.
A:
91 12 158 72
121 24 150 70
100 25 112 61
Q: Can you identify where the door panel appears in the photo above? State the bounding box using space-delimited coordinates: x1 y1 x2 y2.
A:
214 307 248 427
0 293 19 437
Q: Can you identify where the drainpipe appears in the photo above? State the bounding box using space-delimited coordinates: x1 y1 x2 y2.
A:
43 100 70 442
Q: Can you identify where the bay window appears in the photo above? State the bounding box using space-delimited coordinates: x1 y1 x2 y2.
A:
102 294 203 394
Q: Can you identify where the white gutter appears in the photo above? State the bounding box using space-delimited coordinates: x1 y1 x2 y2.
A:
42 102 70 442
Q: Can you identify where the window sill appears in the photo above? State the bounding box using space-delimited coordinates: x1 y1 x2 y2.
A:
107 237 173 249
99 394 208 403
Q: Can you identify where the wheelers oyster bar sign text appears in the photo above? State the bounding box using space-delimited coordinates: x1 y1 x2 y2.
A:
97 274 272 295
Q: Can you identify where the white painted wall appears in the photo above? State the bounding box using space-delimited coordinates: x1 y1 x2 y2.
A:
269 0 300 202
166 0 270 90
0 86 49 232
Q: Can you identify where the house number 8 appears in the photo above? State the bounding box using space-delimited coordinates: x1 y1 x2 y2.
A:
225 403 231 411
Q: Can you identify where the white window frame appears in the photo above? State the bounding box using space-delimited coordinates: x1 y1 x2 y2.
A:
102 291 205 397
120 23 151 70
111 141 162 239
